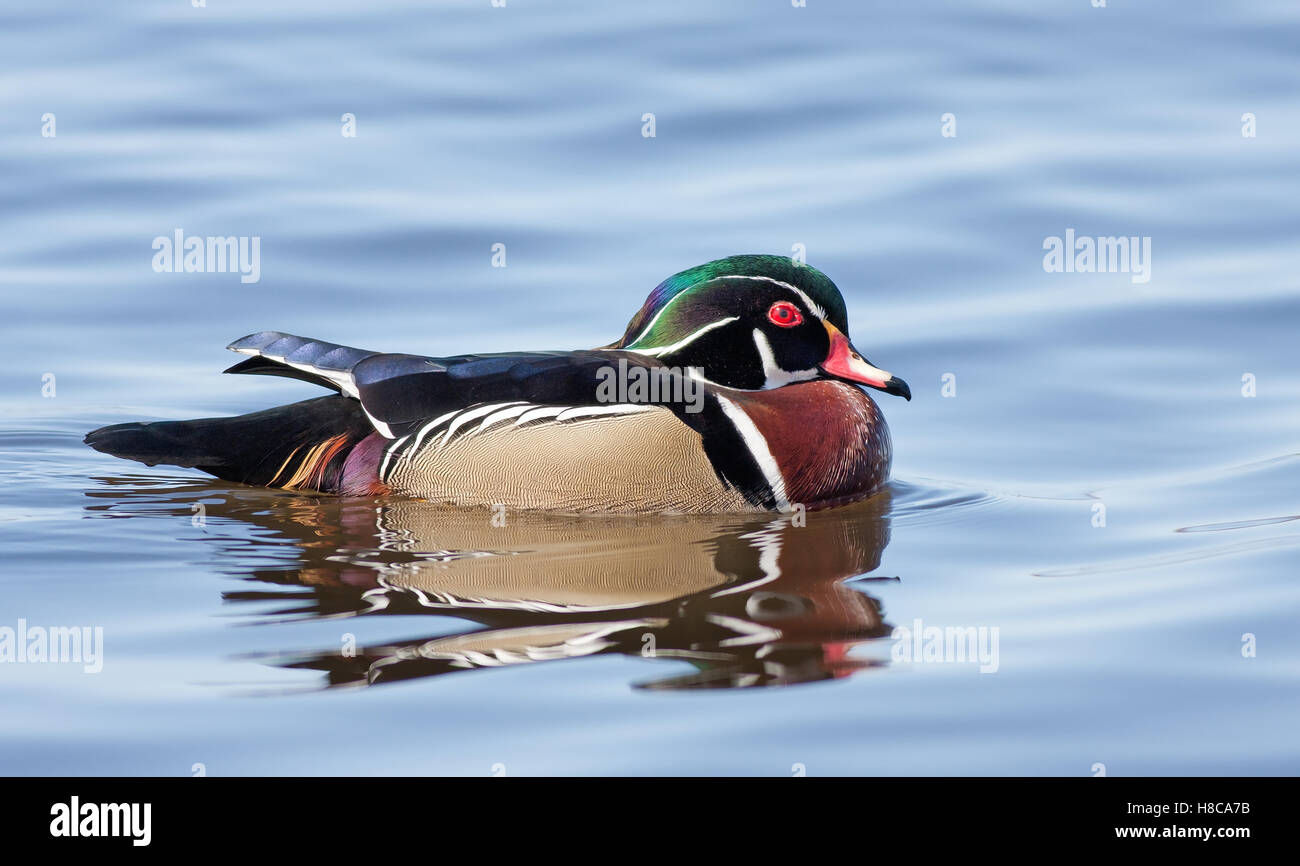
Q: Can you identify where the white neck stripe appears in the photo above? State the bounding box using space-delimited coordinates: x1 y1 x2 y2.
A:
714 394 790 511
627 271 828 347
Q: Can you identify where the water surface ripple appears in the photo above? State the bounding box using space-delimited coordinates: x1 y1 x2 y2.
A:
2 1 1298 775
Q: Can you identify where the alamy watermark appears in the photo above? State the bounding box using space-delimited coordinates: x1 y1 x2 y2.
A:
890 618 1000 673
1043 229 1151 284
0 619 103 673
152 229 261 284
595 357 705 413
50 796 150 846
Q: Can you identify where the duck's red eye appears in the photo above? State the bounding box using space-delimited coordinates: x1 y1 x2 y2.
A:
767 301 803 328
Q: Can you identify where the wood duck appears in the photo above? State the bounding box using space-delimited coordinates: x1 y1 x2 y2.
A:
85 254 909 513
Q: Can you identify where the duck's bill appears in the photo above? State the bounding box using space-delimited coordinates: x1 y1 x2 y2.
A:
820 323 911 401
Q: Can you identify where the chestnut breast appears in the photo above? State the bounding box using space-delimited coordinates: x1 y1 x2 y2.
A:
732 381 892 508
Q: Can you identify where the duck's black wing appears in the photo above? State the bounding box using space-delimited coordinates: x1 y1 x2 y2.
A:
225 331 700 439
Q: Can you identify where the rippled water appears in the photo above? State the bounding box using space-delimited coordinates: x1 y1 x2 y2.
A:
2 1 1298 775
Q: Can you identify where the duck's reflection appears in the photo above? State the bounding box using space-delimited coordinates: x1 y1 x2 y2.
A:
86 479 897 691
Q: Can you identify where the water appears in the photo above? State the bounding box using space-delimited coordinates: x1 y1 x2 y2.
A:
2 0 1298 775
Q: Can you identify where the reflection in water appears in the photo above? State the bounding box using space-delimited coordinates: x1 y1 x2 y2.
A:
86 478 897 692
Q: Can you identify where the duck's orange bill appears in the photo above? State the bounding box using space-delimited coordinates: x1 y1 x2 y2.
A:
820 322 911 401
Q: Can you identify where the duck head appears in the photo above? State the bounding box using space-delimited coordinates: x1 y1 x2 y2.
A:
613 254 910 399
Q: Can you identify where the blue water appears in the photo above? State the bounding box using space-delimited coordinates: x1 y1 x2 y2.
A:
2 0 1298 775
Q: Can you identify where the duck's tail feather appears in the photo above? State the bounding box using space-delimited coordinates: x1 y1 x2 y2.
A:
223 356 345 393
224 331 379 397
85 395 385 494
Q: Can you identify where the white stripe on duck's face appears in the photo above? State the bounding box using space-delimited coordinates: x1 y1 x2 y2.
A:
627 316 739 357
751 330 819 389
624 279 835 392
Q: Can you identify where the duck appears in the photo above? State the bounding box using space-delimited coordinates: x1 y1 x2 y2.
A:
85 254 910 513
